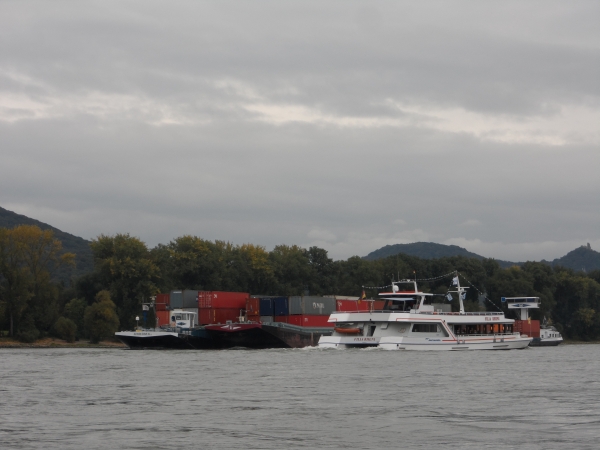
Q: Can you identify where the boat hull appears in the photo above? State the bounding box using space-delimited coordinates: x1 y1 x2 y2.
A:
318 335 532 350
115 331 195 349
530 337 563 347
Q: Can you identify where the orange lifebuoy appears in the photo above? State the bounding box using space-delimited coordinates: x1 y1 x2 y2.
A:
334 327 362 334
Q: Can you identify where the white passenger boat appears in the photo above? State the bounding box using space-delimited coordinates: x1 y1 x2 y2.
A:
318 275 532 351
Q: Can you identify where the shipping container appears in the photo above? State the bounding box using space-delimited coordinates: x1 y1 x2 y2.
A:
336 299 371 312
155 293 170 311
289 296 336 315
199 308 243 325
182 290 199 308
170 291 183 309
198 291 249 309
287 315 334 327
247 313 261 323
156 310 170 327
273 297 289 316
514 320 540 338
259 298 274 316
246 298 260 315
273 315 289 324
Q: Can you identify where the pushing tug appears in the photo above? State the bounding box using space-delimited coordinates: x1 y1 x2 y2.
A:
503 297 563 347
318 275 532 350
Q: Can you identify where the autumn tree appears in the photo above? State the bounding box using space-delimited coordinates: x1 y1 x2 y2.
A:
0 225 74 338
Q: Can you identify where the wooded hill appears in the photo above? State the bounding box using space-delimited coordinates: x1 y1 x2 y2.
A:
0 206 93 282
364 241 600 272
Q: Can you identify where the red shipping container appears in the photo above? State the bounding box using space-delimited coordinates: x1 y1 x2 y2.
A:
198 291 249 309
246 298 260 315
274 315 289 324
199 308 242 325
288 315 334 327
247 313 261 323
156 310 170 326
155 293 170 311
336 299 371 312
514 320 540 338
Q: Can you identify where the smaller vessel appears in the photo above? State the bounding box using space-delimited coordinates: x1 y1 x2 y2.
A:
115 309 199 349
503 297 563 347
532 325 563 346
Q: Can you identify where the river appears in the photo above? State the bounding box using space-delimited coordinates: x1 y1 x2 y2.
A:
1 344 599 449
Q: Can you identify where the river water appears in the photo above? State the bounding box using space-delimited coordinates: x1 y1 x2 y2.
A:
1 344 599 450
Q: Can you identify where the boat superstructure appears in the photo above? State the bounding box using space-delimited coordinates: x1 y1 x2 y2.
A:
318 275 532 350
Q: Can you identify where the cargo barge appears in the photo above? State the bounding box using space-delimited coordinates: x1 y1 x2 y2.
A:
116 319 332 350
116 293 337 350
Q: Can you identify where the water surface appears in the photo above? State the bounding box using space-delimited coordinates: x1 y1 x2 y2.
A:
1 345 599 449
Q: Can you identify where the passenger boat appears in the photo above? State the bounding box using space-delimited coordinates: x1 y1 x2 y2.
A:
318 275 532 350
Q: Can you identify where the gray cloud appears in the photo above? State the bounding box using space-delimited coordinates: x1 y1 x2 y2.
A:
1 1 599 262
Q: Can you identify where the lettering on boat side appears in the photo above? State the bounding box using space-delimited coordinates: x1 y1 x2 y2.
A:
484 317 500 321
353 337 376 342
135 332 152 336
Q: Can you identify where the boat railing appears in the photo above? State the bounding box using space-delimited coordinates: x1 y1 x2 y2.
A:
454 332 518 337
334 310 504 316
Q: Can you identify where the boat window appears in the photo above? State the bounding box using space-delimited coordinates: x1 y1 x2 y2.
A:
412 324 438 333
367 325 377 336
175 315 182 320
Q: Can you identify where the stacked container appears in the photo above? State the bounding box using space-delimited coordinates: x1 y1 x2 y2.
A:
198 291 249 325
156 310 170 326
246 298 261 323
289 296 336 315
513 319 540 338
155 293 170 311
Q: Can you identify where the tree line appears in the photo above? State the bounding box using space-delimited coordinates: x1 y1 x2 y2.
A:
2 226 600 342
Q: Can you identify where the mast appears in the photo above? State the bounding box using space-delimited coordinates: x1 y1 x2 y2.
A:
448 271 467 314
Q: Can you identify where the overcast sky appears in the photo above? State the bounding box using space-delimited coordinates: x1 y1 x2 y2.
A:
1 1 599 261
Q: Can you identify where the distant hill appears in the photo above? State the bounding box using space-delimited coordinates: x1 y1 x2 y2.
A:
551 244 600 272
0 206 94 283
364 241 600 272
363 242 517 268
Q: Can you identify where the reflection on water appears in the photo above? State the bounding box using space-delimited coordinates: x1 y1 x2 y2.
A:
1 345 599 449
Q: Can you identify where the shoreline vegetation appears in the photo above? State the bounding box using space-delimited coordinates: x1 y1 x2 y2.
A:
3 225 600 344
0 336 126 348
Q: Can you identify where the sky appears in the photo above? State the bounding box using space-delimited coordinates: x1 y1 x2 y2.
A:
1 1 599 262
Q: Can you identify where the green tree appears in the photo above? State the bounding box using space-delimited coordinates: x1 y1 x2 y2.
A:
54 316 77 343
63 298 87 339
84 290 120 344
90 234 159 330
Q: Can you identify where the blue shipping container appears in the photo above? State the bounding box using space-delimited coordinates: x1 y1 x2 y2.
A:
273 297 289 316
259 298 274 316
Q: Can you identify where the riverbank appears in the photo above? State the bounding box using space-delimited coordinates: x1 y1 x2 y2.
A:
0 337 126 348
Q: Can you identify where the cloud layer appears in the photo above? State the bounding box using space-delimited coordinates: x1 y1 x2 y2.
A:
1 1 599 262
